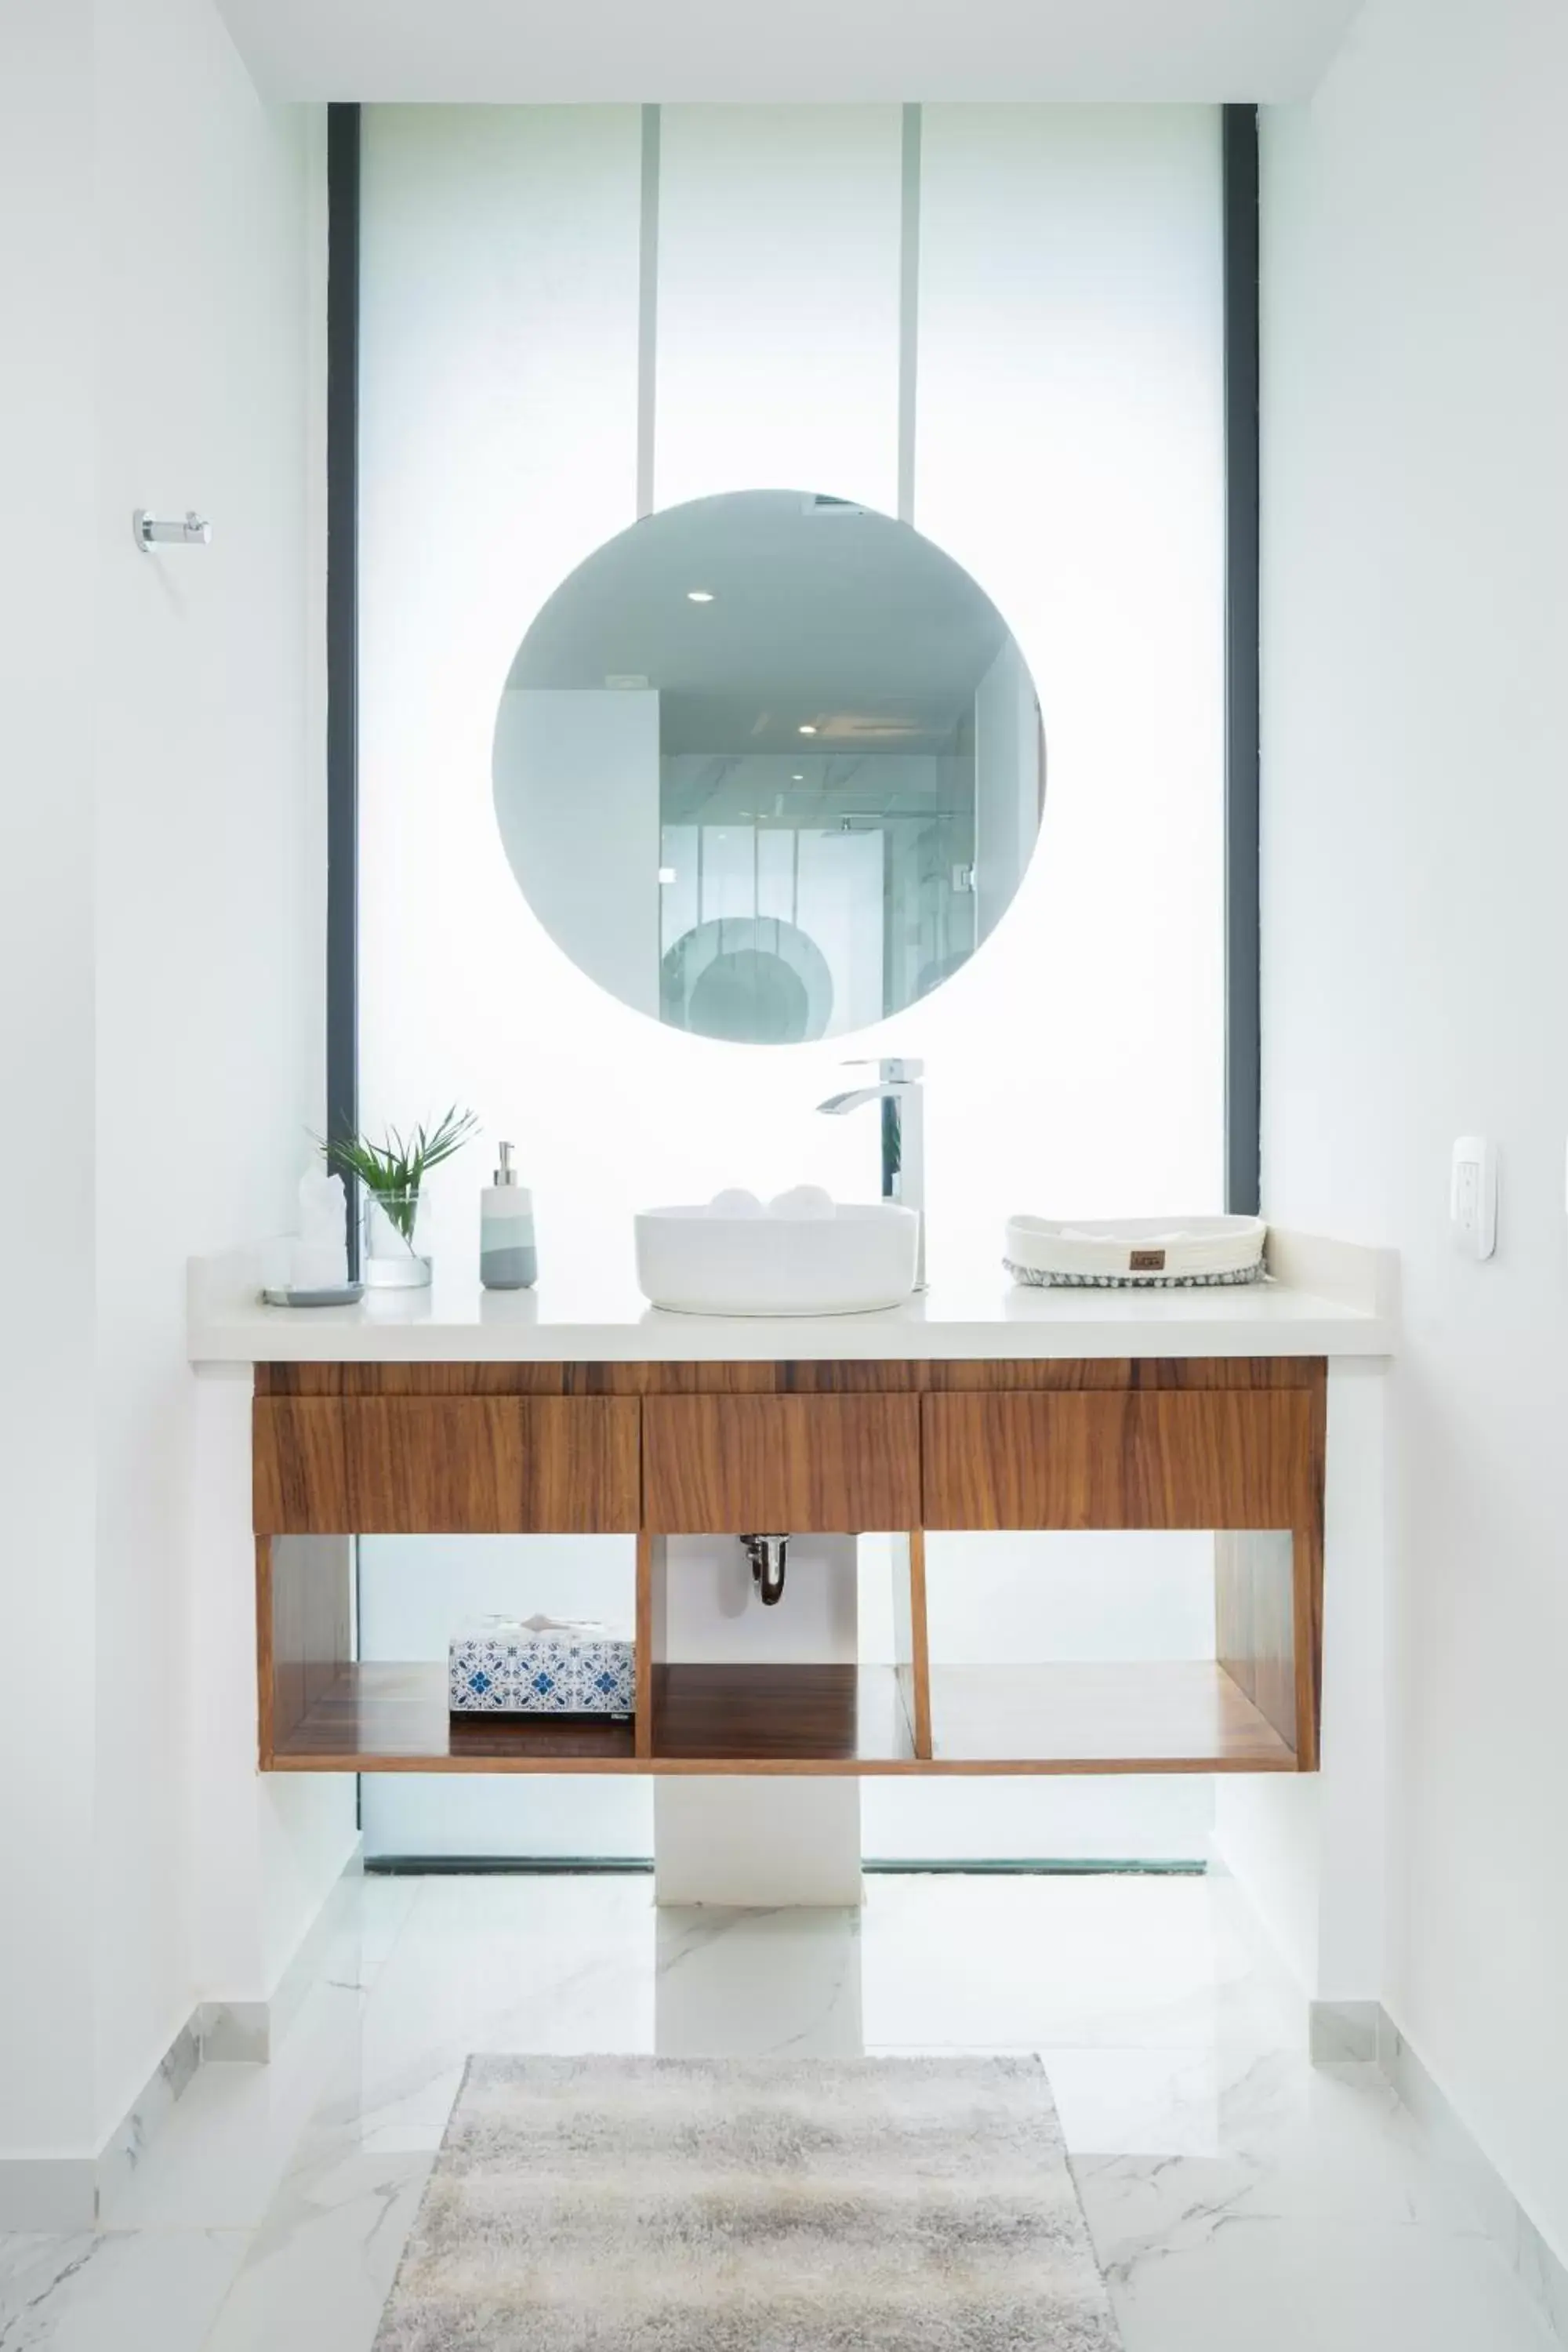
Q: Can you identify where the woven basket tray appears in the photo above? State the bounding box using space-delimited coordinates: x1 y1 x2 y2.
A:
1004 1214 1268 1290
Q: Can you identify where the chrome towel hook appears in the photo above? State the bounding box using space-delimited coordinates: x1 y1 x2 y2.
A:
133 509 211 554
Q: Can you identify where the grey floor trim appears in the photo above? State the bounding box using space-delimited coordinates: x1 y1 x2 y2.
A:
363 1855 1204 1878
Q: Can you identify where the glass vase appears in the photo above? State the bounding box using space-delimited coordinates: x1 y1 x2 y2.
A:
363 1189 432 1289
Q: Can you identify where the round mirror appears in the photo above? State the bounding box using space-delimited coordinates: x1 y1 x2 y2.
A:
493 490 1044 1045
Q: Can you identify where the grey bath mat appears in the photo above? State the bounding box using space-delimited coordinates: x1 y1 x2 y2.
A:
374 2053 1123 2350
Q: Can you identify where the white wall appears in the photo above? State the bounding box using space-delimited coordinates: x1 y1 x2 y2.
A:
1259 0 1568 2263
0 0 101 2169
0 0 346 2194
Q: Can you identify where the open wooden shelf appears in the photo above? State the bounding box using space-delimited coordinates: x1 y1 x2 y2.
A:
927 1662 1298 1773
267 1664 640 1773
263 1661 1293 1774
266 1662 920 1773
652 1664 916 1769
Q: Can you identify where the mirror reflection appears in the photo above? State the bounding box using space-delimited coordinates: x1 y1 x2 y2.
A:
493 491 1044 1044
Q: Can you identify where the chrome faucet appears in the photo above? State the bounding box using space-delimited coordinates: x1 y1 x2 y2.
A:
816 1057 926 1289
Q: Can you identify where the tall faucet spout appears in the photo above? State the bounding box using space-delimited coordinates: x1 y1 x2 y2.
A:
815 1086 887 1116
815 1058 927 1290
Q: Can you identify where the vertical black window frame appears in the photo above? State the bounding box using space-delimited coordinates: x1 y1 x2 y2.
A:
327 103 361 1272
325 107 1265 1232
1222 104 1262 1217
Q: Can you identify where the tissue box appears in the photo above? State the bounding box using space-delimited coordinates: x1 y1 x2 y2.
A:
448 1617 633 1717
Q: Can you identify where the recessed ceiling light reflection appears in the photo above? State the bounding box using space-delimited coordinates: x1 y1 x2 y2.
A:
686 589 714 604
798 723 818 735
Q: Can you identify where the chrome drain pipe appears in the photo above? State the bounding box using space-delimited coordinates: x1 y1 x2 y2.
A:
741 1533 789 1606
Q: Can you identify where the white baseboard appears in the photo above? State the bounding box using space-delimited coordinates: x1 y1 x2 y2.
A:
0 2012 202 2231
1307 1997 1382 2063
1378 2013 1567 2347
1301 2001 1568 2347
0 1843 361 2230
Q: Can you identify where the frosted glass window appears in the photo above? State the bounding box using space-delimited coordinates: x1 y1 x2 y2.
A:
358 104 645 1166
358 1537 652 1862
358 107 650 1865
909 105 1227 1225
654 107 903 512
356 103 1227 1864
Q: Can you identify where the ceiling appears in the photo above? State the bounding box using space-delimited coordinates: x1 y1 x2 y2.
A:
216 0 1365 104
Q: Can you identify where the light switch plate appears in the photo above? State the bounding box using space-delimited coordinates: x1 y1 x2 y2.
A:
1450 1136 1497 1261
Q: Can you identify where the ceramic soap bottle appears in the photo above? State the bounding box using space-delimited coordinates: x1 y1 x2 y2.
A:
479 1142 537 1290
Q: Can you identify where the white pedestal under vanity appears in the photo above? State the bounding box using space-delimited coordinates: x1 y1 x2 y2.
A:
187 1226 1394 2027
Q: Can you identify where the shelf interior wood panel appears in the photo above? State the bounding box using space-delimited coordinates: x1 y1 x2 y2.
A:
928 1662 1298 1771
267 1664 639 1772
652 1664 916 1766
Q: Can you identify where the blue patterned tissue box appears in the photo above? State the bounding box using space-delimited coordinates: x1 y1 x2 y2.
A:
448 1616 634 1717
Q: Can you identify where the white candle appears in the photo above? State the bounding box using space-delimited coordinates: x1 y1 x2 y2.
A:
290 1239 347 1291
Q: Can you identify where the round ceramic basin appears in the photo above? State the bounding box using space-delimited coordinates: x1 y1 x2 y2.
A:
634 1202 920 1316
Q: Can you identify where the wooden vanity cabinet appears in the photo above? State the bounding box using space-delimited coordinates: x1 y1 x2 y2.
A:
253 1394 641 1535
641 1393 920 1533
920 1388 1317 1532
250 1356 1325 1782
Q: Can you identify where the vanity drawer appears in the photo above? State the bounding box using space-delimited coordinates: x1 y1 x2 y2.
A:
253 1396 641 1534
642 1394 921 1532
921 1390 1319 1531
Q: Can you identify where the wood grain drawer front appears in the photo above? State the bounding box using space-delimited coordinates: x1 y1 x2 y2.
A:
921 1391 1319 1532
254 1397 641 1534
642 1394 920 1533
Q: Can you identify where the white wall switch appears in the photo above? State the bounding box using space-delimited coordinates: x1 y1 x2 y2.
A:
1450 1135 1498 1261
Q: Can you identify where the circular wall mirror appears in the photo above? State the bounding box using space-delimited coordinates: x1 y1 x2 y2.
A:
493 489 1044 1045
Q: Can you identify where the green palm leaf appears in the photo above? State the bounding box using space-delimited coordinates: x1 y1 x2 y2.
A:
317 1106 479 1241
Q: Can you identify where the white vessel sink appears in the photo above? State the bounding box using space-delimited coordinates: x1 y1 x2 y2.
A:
634 1202 920 1316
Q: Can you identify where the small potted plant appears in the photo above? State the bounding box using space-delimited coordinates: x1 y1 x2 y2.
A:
321 1107 478 1290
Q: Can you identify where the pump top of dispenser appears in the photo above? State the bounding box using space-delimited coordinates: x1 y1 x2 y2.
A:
494 1142 518 1187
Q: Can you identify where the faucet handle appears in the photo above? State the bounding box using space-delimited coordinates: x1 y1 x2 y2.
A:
842 1056 924 1083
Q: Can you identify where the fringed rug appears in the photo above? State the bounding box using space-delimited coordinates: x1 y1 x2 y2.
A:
374 2053 1122 2350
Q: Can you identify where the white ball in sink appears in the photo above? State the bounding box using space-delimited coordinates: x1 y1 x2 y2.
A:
708 1187 764 1218
765 1185 836 1220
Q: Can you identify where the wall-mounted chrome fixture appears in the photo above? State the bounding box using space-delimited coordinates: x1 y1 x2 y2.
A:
133 509 212 554
742 1533 789 1607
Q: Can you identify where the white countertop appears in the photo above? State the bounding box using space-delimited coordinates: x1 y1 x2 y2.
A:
188 1230 1395 1365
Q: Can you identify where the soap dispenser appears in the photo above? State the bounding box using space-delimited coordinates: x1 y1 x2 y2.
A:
480 1142 537 1290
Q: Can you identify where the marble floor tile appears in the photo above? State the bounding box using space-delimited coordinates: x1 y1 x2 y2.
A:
859 1871 1304 2054
6 1872 1559 2352
198 2142 430 2352
1040 2039 1494 2232
310 1871 423 1996
0 2226 248 2350
654 1904 864 2058
1040 2041 1312 2158
1076 2151 1559 2352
